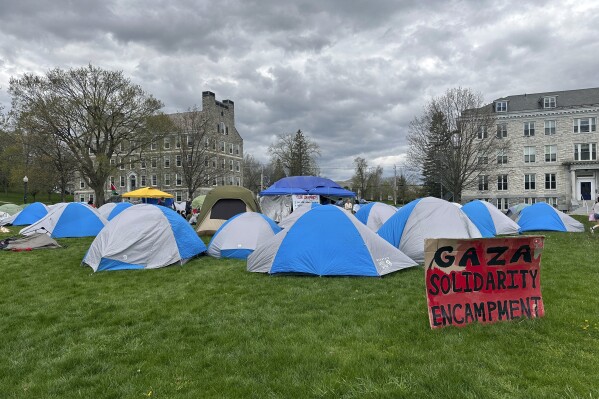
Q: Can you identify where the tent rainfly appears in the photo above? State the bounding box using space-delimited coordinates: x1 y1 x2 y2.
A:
196 186 260 236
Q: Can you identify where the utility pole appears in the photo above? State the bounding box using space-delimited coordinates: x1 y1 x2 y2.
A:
260 166 264 191
393 165 397 206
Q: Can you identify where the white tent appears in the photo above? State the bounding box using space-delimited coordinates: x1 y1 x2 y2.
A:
83 204 207 271
208 212 281 259
462 200 520 237
378 197 482 264
278 203 320 229
354 202 398 231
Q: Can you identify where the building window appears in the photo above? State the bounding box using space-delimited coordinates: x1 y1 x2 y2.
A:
119 158 125 170
109 176 115 185
141 158 146 169
230 160 234 171
220 142 225 152
212 140 216 150
110 158 116 166
176 192 182 202
187 136 194 147
218 122 226 134
235 144 240 155
574 117 596 133
543 96 556 109
546 197 558 207
164 174 171 186
151 175 157 186
80 195 85 202
80 180 85 189
477 126 488 139
524 146 536 163
497 174 508 191
164 138 171 149
229 144 233 154
151 141 157 150
496 123 507 138
478 175 488 191
574 143 597 161
164 157 170 168
212 178 217 186
176 174 182 186
236 161 240 172
495 101 507 112
545 120 556 135
524 174 536 190
120 175 125 187
524 197 537 205
545 145 557 162
151 158 157 168
496 198 509 211
176 155 182 167
545 173 556 190
236 177 241 186
141 175 146 186
524 122 535 137
205 138 209 149
187 155 192 165
175 138 181 149
497 149 508 164
212 158 217 168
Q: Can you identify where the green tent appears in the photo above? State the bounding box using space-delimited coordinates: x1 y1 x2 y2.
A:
191 195 206 211
196 186 259 236
0 204 23 215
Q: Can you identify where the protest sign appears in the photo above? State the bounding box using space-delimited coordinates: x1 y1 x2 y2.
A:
425 236 545 328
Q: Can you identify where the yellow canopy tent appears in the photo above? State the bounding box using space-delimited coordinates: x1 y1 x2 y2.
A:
122 187 174 198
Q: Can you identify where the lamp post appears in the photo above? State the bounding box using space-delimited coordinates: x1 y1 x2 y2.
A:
23 176 29 204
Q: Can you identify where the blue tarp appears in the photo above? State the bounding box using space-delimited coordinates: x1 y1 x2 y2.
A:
10 202 48 226
260 176 356 197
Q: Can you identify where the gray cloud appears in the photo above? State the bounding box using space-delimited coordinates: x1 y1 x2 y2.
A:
1 0 599 180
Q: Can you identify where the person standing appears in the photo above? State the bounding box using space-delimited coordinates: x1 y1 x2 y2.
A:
591 198 599 233
344 198 353 213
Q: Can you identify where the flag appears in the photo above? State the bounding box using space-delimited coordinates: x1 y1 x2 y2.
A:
110 183 118 195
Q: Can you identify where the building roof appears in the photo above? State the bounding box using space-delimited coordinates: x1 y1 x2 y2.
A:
491 87 599 113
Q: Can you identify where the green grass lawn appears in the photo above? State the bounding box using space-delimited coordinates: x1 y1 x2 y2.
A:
0 190 73 206
1 219 598 398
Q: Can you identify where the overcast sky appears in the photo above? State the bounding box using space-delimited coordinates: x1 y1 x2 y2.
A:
1 0 599 180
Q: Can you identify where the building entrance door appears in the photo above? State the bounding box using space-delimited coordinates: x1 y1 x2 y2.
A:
128 174 137 192
578 180 593 201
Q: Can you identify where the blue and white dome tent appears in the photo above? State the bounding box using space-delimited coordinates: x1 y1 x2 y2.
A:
0 202 48 226
247 205 417 276
20 202 107 238
462 200 520 237
83 204 207 271
518 202 584 233
354 202 398 231
208 212 282 259
377 197 482 264
98 202 133 221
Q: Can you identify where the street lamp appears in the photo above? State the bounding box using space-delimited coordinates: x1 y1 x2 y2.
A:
23 176 29 204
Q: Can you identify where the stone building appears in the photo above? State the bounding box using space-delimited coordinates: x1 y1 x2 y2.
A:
74 91 243 203
461 87 599 212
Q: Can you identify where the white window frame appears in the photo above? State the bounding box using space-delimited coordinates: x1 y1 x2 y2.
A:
524 197 537 205
524 122 535 137
544 120 556 135
478 175 488 191
164 173 171 186
176 173 182 186
496 198 509 211
141 158 146 169
497 174 508 191
546 197 558 207
543 97 556 109
151 175 157 187
524 174 536 190
496 101 507 112
524 146 536 163
80 180 85 189
164 157 170 168
141 175 146 186
151 142 157 150
574 143 597 161
545 173 556 190
477 126 488 139
545 145 557 162
496 123 507 138
497 149 508 164
176 155 182 167
574 117 596 133
164 138 171 149
120 175 125 187
151 158 157 168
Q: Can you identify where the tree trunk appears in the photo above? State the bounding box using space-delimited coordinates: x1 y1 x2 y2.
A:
93 183 106 207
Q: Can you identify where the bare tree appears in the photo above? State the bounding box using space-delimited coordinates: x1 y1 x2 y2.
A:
351 157 369 199
269 129 320 176
9 64 171 205
242 153 263 194
170 106 227 199
407 87 504 202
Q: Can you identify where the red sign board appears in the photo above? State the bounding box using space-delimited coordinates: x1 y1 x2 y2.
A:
424 236 545 328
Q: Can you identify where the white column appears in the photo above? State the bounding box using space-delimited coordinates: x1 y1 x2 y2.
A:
571 170 576 201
